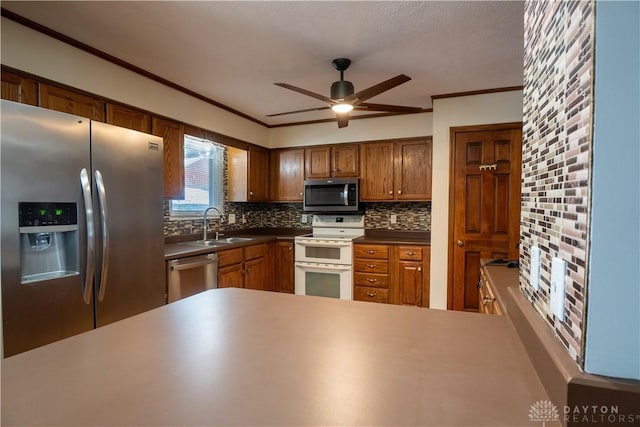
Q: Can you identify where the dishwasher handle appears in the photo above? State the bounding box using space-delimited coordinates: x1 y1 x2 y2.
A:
169 254 218 271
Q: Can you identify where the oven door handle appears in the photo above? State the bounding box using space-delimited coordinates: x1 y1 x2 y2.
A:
295 262 352 271
295 240 352 248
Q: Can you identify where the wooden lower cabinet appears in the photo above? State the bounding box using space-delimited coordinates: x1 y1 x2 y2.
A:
353 243 430 307
274 241 294 293
217 243 271 291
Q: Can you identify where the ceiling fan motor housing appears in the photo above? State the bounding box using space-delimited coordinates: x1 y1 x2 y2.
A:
331 80 354 100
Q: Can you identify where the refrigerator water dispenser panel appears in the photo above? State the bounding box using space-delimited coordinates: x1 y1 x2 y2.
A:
19 202 79 284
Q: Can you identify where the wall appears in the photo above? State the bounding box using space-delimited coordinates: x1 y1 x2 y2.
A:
429 91 524 309
0 18 269 147
268 112 432 148
585 1 640 380
519 0 594 367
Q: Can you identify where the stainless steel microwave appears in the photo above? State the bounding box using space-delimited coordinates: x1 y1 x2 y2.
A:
303 178 359 212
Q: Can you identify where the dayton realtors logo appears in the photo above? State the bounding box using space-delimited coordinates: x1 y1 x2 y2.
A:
529 400 640 425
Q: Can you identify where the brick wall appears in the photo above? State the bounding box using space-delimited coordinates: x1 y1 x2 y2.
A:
520 0 594 366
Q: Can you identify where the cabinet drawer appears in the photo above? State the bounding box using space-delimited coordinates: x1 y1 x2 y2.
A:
244 243 266 260
354 259 388 274
354 244 389 259
354 286 388 303
217 248 243 267
398 246 423 261
354 273 389 288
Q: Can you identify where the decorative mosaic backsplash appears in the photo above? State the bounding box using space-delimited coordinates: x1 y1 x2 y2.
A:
520 0 594 366
163 201 431 237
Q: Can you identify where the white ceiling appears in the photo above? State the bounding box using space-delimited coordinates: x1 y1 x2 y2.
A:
2 1 524 127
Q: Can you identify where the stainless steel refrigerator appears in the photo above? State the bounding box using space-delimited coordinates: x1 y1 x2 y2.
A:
1 100 166 357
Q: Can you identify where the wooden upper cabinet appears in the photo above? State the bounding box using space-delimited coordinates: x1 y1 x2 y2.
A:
151 117 185 199
248 147 270 202
39 83 105 121
106 104 151 133
360 141 395 201
1 71 38 105
270 148 304 201
360 138 432 201
395 138 432 200
305 144 358 179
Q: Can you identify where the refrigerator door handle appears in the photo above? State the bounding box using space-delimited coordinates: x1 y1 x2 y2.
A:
95 170 110 302
80 169 95 304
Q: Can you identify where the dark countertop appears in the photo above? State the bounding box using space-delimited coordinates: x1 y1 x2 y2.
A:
165 228 430 260
2 288 553 426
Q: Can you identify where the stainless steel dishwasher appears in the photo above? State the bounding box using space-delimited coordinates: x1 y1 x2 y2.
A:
167 253 218 303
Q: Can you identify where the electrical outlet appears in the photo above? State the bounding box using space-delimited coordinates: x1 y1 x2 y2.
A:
241 214 247 224
550 257 566 321
530 246 541 290
301 214 308 223
390 214 397 224
228 214 236 224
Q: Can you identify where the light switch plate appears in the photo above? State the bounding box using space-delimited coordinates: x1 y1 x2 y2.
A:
390 214 397 224
228 214 236 224
530 246 541 290
301 214 308 223
550 257 566 321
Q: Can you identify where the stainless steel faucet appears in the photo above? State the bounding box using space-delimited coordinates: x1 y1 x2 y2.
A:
203 207 223 241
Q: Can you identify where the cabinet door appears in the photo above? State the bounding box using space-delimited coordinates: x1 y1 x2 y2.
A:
305 146 332 179
275 241 294 293
107 104 151 133
395 139 432 200
152 117 185 199
219 263 244 288
248 147 269 201
1 71 37 105
397 261 423 306
360 142 395 200
39 83 105 121
332 144 359 177
244 257 267 291
272 149 304 201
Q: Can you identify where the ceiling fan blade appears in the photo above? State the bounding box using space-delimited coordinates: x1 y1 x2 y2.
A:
336 112 350 128
346 74 412 104
274 83 333 103
355 102 423 113
266 106 331 117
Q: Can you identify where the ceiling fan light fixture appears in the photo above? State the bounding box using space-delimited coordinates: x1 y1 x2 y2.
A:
331 103 354 113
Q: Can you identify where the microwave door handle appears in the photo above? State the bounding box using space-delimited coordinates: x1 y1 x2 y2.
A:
344 184 349 206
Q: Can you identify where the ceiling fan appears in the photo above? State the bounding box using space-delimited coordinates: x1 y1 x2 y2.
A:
267 58 423 128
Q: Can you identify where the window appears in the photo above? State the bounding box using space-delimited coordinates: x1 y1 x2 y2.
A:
170 135 224 217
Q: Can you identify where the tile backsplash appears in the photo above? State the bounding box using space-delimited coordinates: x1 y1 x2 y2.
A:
163 201 431 237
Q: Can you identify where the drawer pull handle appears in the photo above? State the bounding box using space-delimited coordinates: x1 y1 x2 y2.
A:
407 251 416 256
366 291 377 297
368 264 376 268
367 278 377 283
366 250 375 254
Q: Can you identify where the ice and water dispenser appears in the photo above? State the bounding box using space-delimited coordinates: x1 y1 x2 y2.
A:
19 202 79 284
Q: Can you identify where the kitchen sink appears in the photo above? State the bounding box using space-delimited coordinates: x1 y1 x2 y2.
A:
219 237 254 243
177 237 254 247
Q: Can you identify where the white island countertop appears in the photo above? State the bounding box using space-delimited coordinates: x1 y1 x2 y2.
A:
2 288 553 426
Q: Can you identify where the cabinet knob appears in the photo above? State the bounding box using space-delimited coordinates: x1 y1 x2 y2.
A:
398 190 402 194
367 250 375 254
407 251 416 256
388 190 393 195
367 278 377 283
299 192 303 196
249 191 253 197
418 267 422 272
457 240 465 247
368 264 376 268
288 246 292 251
366 291 377 298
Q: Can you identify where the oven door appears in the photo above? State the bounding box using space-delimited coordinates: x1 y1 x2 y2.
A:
295 239 353 264
294 262 352 300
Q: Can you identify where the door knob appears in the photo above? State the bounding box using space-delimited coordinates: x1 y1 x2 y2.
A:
457 240 464 247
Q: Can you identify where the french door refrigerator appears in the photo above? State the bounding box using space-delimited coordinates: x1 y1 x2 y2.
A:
1 100 166 357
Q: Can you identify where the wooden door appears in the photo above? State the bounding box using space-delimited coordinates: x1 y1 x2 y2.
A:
1 70 37 105
395 138 432 200
248 147 269 201
152 117 185 199
397 261 423 306
39 83 105 121
219 264 244 288
244 257 267 291
272 149 304 201
305 146 331 178
332 144 359 177
107 104 151 133
449 124 522 311
275 241 294 293
360 142 394 201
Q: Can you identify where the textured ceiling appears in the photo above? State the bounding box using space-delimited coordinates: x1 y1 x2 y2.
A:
1 1 524 127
